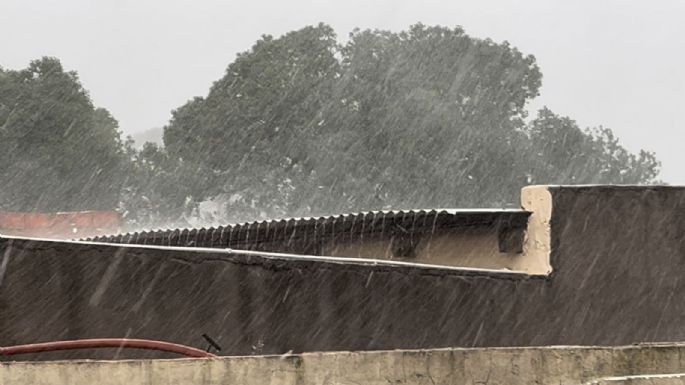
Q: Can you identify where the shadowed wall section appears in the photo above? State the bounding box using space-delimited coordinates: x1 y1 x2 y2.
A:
0 239 538 360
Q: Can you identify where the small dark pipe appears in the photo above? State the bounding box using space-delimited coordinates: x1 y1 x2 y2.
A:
0 338 216 358
202 333 222 353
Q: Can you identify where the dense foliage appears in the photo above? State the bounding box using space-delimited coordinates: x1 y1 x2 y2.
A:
0 25 660 226
133 24 659 225
0 57 129 212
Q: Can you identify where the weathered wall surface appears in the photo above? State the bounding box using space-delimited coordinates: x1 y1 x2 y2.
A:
540 185 685 346
5 344 685 385
588 374 685 384
2 186 685 359
0 238 537 360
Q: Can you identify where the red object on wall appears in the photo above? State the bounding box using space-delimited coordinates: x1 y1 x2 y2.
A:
0 338 216 358
0 211 122 239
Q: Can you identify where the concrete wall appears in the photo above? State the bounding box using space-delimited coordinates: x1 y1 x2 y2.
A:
3 185 685 359
5 344 685 385
0 237 537 360
588 374 685 384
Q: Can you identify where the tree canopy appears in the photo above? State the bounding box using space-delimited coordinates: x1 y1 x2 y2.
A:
138 23 659 224
1 25 660 226
0 57 129 212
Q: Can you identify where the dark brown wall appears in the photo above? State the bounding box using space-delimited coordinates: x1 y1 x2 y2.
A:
538 186 685 345
2 186 685 360
0 238 538 360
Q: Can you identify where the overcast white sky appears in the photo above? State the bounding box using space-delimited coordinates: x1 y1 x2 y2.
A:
1 0 684 182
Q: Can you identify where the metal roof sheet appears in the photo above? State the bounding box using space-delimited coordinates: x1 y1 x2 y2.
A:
87 208 530 250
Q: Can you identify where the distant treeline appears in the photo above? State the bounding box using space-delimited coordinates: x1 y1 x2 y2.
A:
0 24 660 228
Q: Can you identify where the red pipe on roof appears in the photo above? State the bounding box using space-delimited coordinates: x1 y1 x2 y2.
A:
0 338 216 358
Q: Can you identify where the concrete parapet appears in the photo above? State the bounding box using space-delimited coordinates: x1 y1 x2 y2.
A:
587 373 685 384
5 344 685 385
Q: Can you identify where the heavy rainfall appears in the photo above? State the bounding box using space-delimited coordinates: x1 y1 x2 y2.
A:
1 1 685 384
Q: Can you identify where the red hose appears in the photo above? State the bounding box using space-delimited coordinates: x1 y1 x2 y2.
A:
0 338 216 358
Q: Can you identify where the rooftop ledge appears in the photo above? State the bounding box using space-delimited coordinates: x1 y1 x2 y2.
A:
88 208 536 273
83 184 685 276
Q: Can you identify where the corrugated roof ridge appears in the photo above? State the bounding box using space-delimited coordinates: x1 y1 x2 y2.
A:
86 208 529 242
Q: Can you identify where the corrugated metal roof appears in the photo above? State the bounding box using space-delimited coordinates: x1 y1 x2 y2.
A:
87 209 530 251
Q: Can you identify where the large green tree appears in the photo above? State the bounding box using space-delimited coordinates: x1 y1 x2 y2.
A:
137 23 659 225
0 57 129 212
309 25 543 211
138 24 341 223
